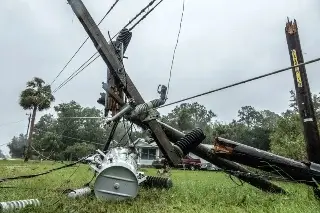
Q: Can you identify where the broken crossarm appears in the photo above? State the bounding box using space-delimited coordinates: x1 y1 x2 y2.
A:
67 0 181 166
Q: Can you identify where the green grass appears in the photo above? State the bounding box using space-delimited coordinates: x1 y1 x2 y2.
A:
0 160 319 213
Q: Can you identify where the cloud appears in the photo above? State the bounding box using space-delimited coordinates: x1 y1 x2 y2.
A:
1 0 320 154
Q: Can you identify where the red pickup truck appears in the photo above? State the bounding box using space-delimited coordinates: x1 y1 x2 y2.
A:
152 155 202 170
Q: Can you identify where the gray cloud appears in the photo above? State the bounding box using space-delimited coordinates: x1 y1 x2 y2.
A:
1 0 320 154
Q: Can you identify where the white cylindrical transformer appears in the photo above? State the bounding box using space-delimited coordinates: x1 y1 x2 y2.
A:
92 147 139 201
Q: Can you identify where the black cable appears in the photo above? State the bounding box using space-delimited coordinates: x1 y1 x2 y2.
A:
83 173 96 187
50 0 121 86
118 121 133 146
166 0 185 98
104 119 120 151
128 0 165 31
0 158 84 183
228 173 244 186
53 0 163 93
122 0 158 32
159 56 320 108
53 53 100 93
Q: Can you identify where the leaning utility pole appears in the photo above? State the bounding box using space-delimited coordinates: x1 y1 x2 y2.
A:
285 18 320 164
67 0 181 165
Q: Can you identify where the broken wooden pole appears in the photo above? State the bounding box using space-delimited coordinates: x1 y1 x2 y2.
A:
213 137 320 187
285 18 320 164
157 121 286 194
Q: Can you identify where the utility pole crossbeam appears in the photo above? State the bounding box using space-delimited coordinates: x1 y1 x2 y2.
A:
285 18 320 164
67 0 181 165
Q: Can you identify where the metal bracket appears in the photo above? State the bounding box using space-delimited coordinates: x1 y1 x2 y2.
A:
143 109 160 122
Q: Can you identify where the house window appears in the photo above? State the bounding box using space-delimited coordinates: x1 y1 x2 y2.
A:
141 148 156 160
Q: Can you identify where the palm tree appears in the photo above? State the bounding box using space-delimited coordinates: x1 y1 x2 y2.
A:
19 77 55 162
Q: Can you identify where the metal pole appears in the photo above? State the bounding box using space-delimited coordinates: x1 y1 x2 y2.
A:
285 18 320 164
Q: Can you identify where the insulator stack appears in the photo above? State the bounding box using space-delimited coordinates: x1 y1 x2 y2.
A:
142 176 173 189
131 99 165 117
116 28 132 54
68 187 92 198
175 128 206 156
0 199 40 211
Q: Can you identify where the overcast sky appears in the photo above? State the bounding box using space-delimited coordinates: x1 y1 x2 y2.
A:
1 0 320 155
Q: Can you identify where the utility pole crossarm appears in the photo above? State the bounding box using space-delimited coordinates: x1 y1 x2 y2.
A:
67 0 181 165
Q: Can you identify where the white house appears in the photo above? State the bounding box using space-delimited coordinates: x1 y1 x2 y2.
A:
134 139 218 169
135 138 160 166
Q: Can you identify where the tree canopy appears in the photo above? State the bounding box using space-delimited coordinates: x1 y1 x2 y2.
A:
19 77 55 162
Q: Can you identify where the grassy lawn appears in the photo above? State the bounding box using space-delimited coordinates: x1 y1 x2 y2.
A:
0 159 319 213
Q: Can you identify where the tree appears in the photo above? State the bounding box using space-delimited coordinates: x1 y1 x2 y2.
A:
31 101 131 160
63 142 96 161
161 102 216 131
161 102 216 144
288 90 320 120
53 101 109 150
32 114 60 160
237 106 263 128
19 77 55 162
0 149 5 158
7 134 27 158
259 110 281 130
270 113 306 160
212 107 279 151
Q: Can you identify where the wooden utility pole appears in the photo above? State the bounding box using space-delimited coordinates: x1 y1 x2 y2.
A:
285 18 320 164
23 113 32 159
67 0 181 165
25 113 31 138
24 107 37 162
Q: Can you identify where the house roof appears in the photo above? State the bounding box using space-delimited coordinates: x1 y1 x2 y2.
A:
134 138 158 148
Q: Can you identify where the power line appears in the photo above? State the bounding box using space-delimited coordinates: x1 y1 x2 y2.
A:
52 0 164 93
123 0 158 32
128 0 164 31
159 56 320 108
166 0 185 98
50 0 121 86
53 53 100 93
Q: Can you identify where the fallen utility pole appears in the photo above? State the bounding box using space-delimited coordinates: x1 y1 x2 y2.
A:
213 137 320 188
157 121 286 194
67 0 181 166
285 18 320 164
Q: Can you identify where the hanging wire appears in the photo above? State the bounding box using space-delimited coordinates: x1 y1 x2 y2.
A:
166 0 185 98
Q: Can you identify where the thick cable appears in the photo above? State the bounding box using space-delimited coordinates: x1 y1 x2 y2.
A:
159 57 320 108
